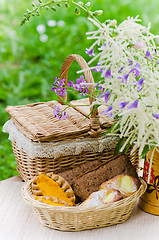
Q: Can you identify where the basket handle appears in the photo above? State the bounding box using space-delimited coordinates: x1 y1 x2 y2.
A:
58 54 100 130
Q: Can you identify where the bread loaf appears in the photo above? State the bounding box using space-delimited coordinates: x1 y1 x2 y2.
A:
72 154 138 201
59 159 104 186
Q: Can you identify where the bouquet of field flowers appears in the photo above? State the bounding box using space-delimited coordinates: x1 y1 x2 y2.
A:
21 0 159 157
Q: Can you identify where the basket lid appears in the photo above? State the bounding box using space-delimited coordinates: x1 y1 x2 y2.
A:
5 99 115 142
5 54 116 142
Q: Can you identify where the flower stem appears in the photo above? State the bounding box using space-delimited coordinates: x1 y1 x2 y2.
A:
71 1 103 27
20 0 103 27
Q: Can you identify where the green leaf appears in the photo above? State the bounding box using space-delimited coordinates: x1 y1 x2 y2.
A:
93 104 100 111
65 2 69 8
123 142 131 154
32 2 36 7
102 123 116 134
51 7 56 11
75 7 80 15
102 121 120 135
114 137 126 156
141 145 151 158
83 104 100 120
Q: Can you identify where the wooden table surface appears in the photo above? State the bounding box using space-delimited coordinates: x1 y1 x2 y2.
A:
0 176 159 240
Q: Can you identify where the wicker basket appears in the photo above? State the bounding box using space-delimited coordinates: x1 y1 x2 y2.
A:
3 54 141 182
21 176 146 231
3 54 146 230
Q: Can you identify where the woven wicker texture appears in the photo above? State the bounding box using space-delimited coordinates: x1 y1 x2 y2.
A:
3 119 120 160
3 53 130 184
70 98 114 128
5 54 115 142
11 140 140 182
3 54 141 182
4 54 144 232
6 100 91 142
21 178 147 231
4 53 146 231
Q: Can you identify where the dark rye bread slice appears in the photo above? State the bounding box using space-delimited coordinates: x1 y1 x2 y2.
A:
72 154 138 201
59 159 104 187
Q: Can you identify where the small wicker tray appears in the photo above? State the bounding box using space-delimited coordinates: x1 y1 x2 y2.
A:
21 176 147 231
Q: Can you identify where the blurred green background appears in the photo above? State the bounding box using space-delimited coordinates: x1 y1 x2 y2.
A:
1 0 159 180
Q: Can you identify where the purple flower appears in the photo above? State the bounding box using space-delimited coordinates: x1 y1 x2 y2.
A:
51 77 67 97
53 105 68 120
98 90 111 104
118 66 124 73
104 91 111 103
128 59 133 65
99 43 106 50
153 113 159 119
101 105 113 118
95 82 100 88
94 62 103 73
95 83 105 93
99 86 105 91
131 77 144 91
85 48 95 57
127 99 139 110
53 105 60 112
106 105 113 112
146 50 152 60
67 81 75 87
76 75 84 84
118 73 129 84
133 42 146 50
53 106 61 120
104 69 112 79
73 75 89 96
129 62 140 77
107 112 113 118
61 111 68 119
118 101 128 109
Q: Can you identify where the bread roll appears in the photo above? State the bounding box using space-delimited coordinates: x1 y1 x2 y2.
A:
80 189 123 208
99 175 140 197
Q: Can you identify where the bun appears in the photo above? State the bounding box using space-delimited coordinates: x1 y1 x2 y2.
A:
99 175 140 198
80 189 123 208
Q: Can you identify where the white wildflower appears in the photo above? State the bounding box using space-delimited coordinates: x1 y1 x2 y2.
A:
36 24 46 34
57 20 65 27
39 34 48 42
47 20 56 27
1 48 6 53
84 16 159 155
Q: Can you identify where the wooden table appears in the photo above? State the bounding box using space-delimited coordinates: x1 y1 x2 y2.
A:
0 176 159 240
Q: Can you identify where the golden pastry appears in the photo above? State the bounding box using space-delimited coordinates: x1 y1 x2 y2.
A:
99 175 140 198
80 188 122 208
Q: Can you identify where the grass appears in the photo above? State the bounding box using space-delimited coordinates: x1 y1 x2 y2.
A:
1 0 159 180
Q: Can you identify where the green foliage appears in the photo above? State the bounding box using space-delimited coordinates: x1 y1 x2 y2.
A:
1 0 159 180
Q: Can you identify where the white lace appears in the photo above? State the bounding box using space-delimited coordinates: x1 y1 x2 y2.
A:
3 120 120 159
